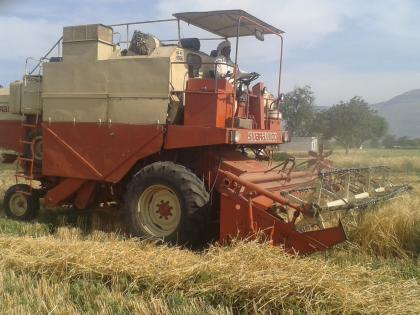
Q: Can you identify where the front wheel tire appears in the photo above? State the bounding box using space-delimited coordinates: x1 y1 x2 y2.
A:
3 184 40 221
124 162 209 247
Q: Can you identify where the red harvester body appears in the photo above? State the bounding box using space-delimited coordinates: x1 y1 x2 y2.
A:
0 10 408 254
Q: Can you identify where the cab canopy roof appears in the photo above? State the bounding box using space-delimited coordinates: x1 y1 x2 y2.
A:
173 10 284 38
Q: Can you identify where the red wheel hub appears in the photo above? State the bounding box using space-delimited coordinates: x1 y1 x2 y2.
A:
156 200 173 220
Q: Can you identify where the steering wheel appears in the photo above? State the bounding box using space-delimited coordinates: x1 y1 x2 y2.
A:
237 72 260 86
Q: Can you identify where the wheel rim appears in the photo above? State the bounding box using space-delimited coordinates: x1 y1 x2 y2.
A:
9 192 28 217
137 184 182 237
32 136 42 161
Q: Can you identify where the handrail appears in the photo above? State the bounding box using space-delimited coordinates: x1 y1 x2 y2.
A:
108 19 178 50
233 15 284 129
29 36 63 75
162 37 224 42
234 15 284 99
116 37 224 46
25 57 43 78
108 18 177 27
113 32 122 45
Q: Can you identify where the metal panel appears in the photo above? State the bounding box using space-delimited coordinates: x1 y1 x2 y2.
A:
108 98 168 124
0 89 9 114
0 120 22 151
9 81 22 114
107 57 170 97
63 24 113 44
21 75 42 114
42 122 164 183
43 61 108 94
62 41 114 61
106 57 170 124
43 97 108 123
173 10 284 38
0 88 8 96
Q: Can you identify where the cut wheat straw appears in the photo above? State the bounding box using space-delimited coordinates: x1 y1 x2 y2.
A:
0 233 418 314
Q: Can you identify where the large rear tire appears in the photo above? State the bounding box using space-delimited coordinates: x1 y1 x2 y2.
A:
3 184 40 221
124 162 210 247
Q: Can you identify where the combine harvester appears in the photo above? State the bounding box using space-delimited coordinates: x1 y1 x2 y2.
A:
0 10 409 254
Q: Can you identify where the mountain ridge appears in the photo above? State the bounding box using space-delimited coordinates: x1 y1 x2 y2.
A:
312 89 420 138
372 89 420 138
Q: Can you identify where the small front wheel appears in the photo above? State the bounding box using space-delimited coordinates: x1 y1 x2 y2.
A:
4 184 40 221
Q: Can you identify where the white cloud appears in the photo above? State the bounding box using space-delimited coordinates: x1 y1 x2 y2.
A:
156 0 420 104
157 0 420 50
157 0 351 48
1 0 419 104
0 16 60 62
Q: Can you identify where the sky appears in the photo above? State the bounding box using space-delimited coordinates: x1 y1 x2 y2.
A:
1 0 420 106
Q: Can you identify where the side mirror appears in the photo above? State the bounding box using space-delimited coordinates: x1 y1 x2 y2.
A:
255 29 264 41
273 93 285 110
279 93 285 102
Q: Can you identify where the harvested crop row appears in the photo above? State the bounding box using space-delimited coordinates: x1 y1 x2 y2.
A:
0 233 418 314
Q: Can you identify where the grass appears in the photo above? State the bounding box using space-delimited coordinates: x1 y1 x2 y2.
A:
331 148 420 174
0 149 419 314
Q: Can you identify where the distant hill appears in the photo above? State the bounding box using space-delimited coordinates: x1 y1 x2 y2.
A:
372 89 420 138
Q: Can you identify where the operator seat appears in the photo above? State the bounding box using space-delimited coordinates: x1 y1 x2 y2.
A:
179 38 200 51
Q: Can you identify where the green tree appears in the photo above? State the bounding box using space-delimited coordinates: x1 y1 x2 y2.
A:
282 86 316 137
316 97 387 154
382 135 420 148
382 134 397 148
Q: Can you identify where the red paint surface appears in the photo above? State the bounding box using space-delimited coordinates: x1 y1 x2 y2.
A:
250 83 265 129
165 125 229 149
42 123 164 182
0 120 23 152
184 79 234 128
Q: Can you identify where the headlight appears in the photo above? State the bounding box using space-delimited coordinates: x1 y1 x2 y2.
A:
239 83 246 93
230 130 241 143
262 87 268 95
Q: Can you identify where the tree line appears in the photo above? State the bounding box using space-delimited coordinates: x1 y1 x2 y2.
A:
281 86 389 154
381 135 420 149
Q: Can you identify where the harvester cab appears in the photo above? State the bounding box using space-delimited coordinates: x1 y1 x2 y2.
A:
0 10 410 254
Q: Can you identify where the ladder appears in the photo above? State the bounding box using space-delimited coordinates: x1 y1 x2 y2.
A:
15 113 40 194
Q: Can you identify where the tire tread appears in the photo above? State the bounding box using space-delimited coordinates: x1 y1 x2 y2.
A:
124 161 210 247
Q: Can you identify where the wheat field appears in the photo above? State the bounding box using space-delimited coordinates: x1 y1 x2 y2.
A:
0 149 419 314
